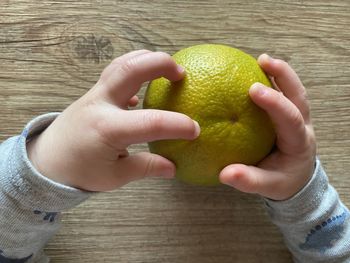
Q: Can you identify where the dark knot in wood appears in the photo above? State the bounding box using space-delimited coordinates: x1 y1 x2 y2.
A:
74 34 114 63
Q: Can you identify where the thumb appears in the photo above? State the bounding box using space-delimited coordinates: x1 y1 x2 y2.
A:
219 164 281 199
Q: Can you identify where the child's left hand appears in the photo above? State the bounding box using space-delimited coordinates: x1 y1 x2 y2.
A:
219 54 316 201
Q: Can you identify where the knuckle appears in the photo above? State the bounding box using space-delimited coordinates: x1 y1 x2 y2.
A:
275 59 289 68
142 111 165 133
275 59 291 75
289 109 304 127
298 89 310 108
273 92 304 127
110 56 122 65
306 130 317 153
99 64 115 81
94 116 113 143
143 154 155 178
270 90 285 108
300 87 308 99
139 49 151 54
297 87 308 102
119 57 139 75
247 173 259 194
90 108 122 148
154 51 172 63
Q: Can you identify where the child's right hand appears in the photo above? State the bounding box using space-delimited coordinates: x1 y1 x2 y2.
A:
27 50 200 191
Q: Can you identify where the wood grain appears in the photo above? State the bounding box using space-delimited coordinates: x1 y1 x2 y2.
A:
0 0 349 262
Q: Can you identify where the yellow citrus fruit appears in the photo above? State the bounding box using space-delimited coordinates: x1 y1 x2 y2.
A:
143 44 275 186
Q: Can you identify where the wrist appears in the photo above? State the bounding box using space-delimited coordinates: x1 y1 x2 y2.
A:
287 154 317 200
264 158 328 219
27 133 53 182
2 113 92 211
27 130 78 189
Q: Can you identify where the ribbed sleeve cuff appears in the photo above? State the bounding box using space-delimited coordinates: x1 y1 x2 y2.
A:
2 113 93 211
264 158 328 222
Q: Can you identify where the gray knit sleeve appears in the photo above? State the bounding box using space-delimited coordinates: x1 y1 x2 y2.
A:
0 113 93 262
264 159 350 262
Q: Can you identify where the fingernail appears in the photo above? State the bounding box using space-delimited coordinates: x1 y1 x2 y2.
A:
263 53 273 60
193 120 201 138
250 83 269 96
259 53 273 64
177 65 185 74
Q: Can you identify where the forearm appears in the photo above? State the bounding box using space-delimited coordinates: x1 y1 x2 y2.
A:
0 113 92 262
265 159 350 263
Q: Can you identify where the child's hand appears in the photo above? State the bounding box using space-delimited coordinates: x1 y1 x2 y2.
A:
220 54 316 201
27 50 200 191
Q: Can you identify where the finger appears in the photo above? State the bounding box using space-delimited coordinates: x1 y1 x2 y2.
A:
113 152 176 186
99 50 152 81
250 83 307 155
101 51 185 106
100 109 200 148
258 54 310 124
128 95 139 107
219 164 285 200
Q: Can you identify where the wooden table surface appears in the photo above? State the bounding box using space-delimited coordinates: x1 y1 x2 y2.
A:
1 1 349 262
